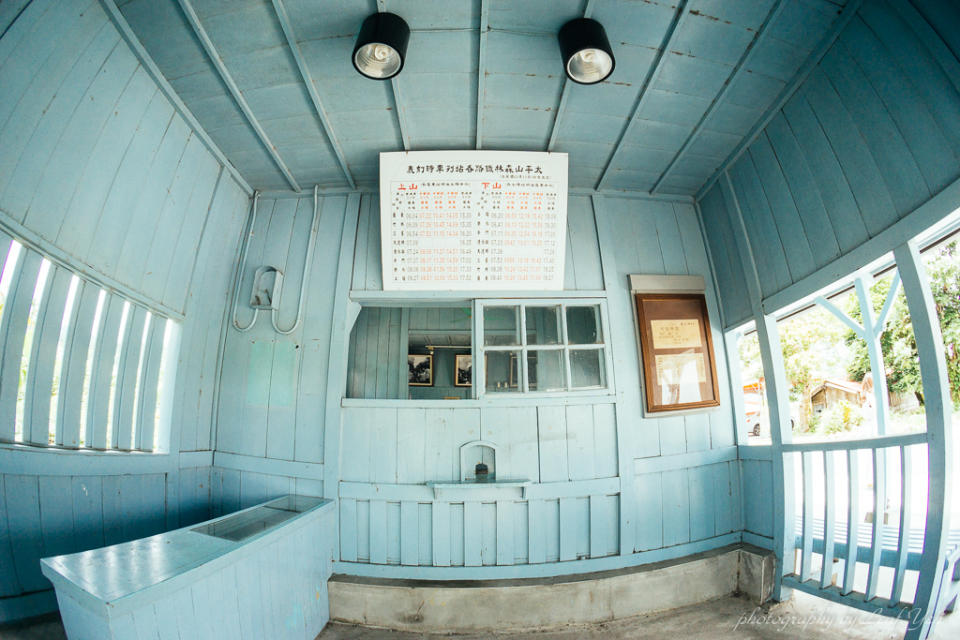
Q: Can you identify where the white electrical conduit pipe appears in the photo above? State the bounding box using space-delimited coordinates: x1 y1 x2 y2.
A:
231 191 261 332
271 185 320 335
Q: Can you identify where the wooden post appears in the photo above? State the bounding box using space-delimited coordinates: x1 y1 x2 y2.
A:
894 241 953 639
720 173 795 599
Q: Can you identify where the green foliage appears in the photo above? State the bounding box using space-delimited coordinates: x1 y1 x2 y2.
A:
814 399 864 435
844 243 960 408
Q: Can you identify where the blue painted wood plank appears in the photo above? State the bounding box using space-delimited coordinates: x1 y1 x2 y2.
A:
558 497 577 561
727 158 791 296
713 462 736 535
25 266 72 445
801 69 898 237
841 18 958 196
0 250 43 441
662 469 690 546
56 280 99 446
0 477 22 596
5 475 45 592
87 295 124 450
432 501 451 567
634 472 663 551
369 500 387 565
536 405 568 482
821 43 930 216
496 500 514 566
400 500 418 566
37 475 74 559
565 404 595 480
591 403 618 478
688 465 714 541
464 501 481 567
114 305 147 451
747 134 817 281
780 94 868 254
480 502 496 567
71 475 104 553
763 112 841 267
527 499 546 564
658 416 686 456
449 502 464 566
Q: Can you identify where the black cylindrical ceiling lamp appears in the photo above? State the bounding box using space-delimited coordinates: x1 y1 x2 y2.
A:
353 12 410 80
558 18 615 85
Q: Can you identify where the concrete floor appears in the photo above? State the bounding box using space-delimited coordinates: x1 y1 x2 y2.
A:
2 592 958 639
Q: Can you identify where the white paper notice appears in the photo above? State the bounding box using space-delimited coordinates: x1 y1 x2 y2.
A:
380 151 568 290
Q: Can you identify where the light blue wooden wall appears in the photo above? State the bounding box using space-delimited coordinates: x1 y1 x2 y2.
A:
699 0 960 548
0 0 250 621
700 0 960 328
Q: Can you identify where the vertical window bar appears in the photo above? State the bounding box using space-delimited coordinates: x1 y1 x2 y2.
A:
136 317 167 451
0 237 21 328
115 305 147 451
11 254 50 442
99 299 129 449
101 300 130 449
25 265 72 445
80 290 109 448
128 312 152 450
519 304 529 393
153 319 180 452
2 252 46 442
65 285 104 448
49 275 80 444
561 303 573 391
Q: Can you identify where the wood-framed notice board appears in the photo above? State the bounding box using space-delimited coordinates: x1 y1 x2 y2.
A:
634 293 720 412
379 150 568 291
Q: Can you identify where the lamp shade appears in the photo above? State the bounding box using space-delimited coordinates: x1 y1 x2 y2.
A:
558 18 615 85
353 12 410 80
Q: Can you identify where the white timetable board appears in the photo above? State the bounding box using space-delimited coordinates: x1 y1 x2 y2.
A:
380 151 568 291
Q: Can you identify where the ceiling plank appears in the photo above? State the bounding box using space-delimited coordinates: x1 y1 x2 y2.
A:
594 0 692 191
475 0 489 149
390 77 411 150
650 0 787 195
271 0 356 189
97 0 253 196
696 0 864 201
175 0 301 191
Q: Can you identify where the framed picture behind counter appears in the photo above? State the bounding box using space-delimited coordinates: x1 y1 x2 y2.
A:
634 293 719 412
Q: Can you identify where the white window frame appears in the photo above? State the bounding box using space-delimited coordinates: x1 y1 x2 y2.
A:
473 298 614 399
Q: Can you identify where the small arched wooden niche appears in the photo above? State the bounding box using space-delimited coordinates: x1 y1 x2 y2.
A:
460 440 498 481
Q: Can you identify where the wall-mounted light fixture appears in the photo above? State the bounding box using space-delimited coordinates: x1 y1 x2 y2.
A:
353 12 410 80
558 18 615 85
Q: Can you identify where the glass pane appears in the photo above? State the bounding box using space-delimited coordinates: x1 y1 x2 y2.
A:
566 305 602 344
570 349 604 389
525 305 561 345
485 350 519 392
528 350 565 392
484 306 519 346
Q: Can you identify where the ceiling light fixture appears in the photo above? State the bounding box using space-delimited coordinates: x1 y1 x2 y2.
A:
353 12 410 80
558 18 615 85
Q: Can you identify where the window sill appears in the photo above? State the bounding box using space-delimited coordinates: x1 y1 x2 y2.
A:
342 393 616 409
0 442 174 476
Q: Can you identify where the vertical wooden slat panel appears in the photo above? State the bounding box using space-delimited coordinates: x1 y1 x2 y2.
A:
558 497 577 561
843 450 860 595
57 282 100 447
464 501 481 567
635 472 663 551
866 447 886 600
432 501 451 566
136 318 166 451
25 266 71 444
0 250 43 441
115 306 147 450
891 445 913 602
87 295 124 449
340 498 357 562
528 498 545 564
5 475 45 591
400 500 418 566
369 500 387 565
820 450 837 589
496 500 513 566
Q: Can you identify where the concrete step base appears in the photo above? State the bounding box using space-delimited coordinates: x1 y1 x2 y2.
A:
329 544 775 633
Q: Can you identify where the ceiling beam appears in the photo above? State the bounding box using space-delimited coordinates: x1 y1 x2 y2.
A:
475 0 489 149
374 0 410 150
594 0 692 191
97 0 252 196
650 0 786 195
546 0 596 152
175 0 300 191
695 0 864 201
271 0 355 189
